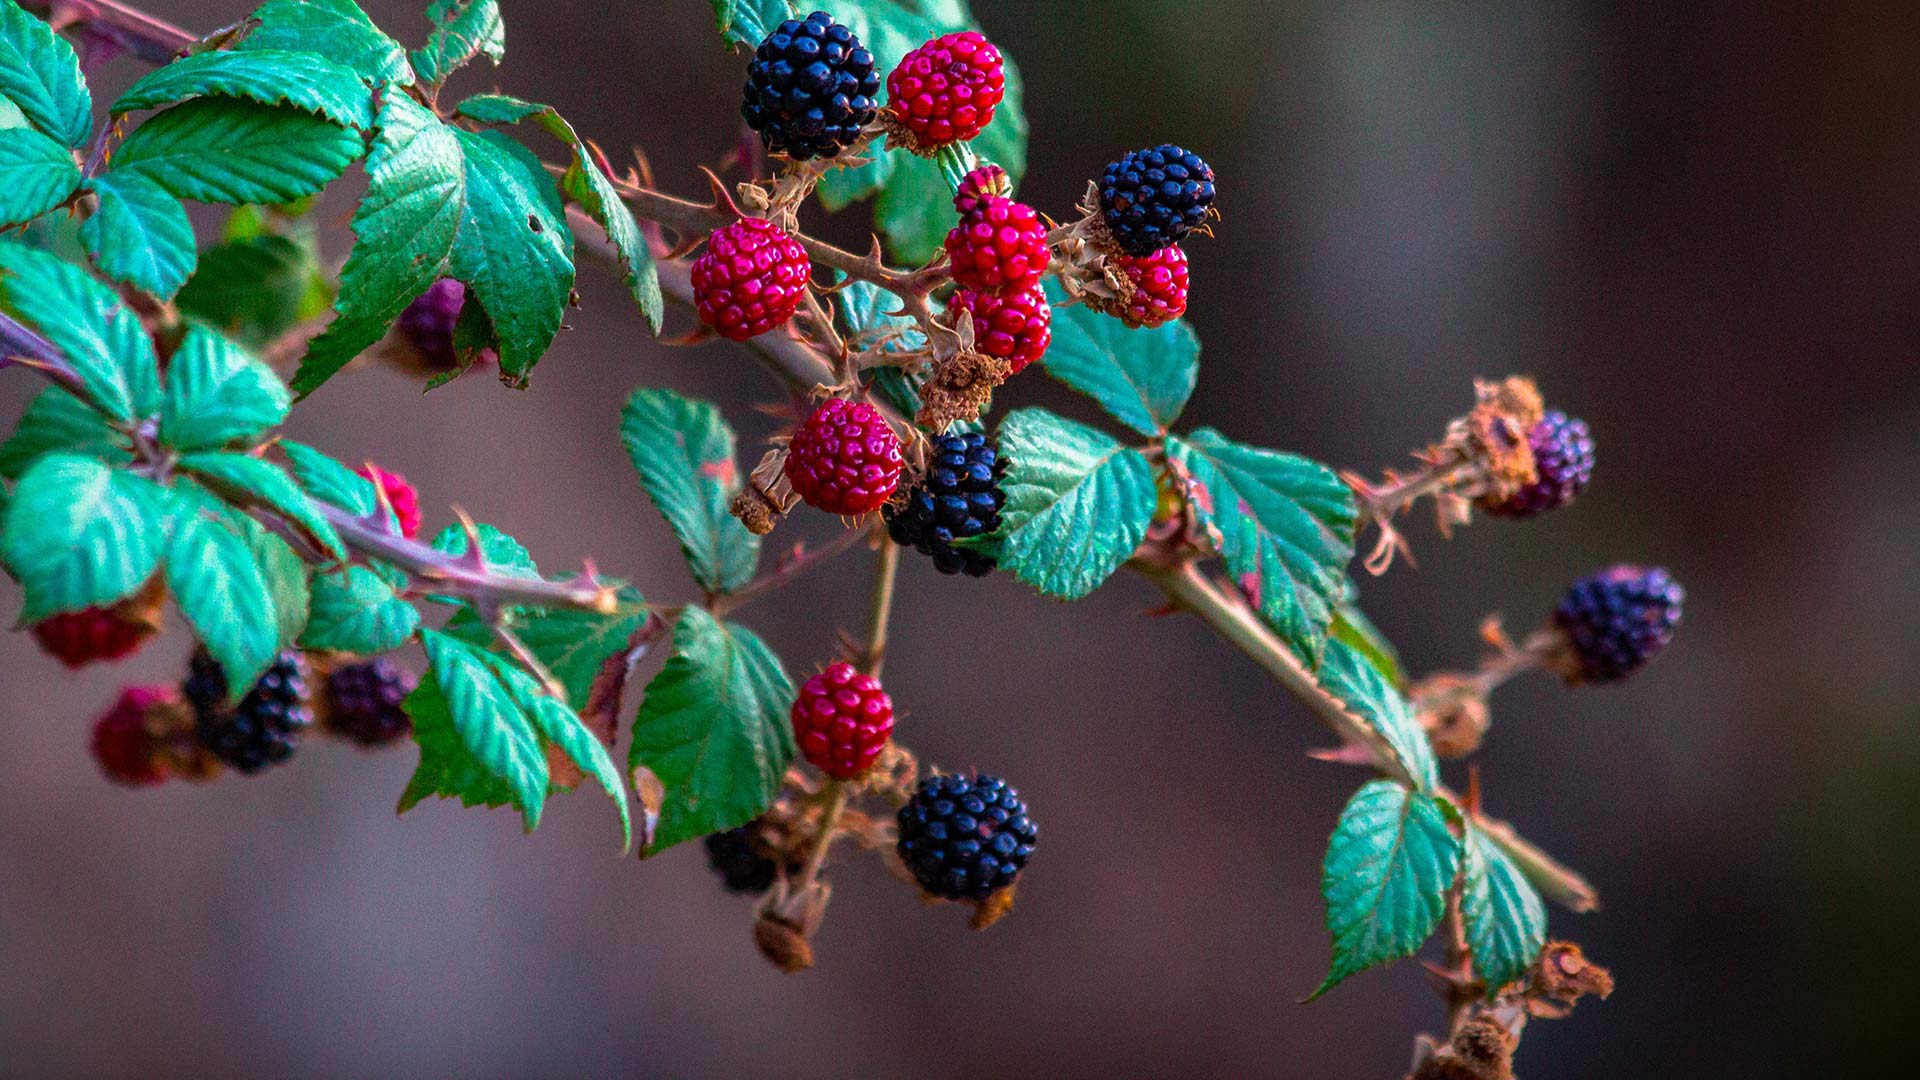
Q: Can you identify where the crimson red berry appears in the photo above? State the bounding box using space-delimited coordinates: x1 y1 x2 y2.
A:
91 685 176 787
32 606 154 669
784 397 904 515
1111 244 1189 329
692 218 811 341
791 662 894 779
945 182 1048 296
886 31 1006 147
356 463 421 539
950 283 1051 373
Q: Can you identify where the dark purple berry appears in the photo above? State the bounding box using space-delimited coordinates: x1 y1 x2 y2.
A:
1099 144 1217 258
322 659 414 746
184 649 310 773
704 825 796 895
396 279 467 372
897 772 1037 901
1483 410 1595 518
741 11 880 160
1552 565 1684 684
884 432 1005 577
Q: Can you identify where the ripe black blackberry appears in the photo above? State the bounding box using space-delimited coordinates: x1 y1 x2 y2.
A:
741 11 880 161
897 772 1037 902
884 432 1005 577
184 649 310 773
322 658 414 746
1482 410 1595 518
1551 565 1684 684
704 825 795 895
1099 144 1217 257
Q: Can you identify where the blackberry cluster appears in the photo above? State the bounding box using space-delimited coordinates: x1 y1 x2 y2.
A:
1482 410 1595 518
1099 144 1217 257
1552 565 1685 684
704 825 796 895
884 432 1005 577
322 659 414 746
897 773 1037 901
742 11 879 160
184 650 311 773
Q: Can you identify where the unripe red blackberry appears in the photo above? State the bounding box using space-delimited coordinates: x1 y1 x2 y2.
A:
897 772 1037 901
886 30 1005 147
90 685 177 787
1099 144 1217 258
1480 411 1595 518
783 397 904 515
791 662 893 779
742 11 880 160
1108 245 1189 329
1551 565 1684 684
949 283 1051 373
884 432 1006 577
32 605 155 669
356 463 422 539
321 658 415 746
184 649 311 773
945 172 1048 296
692 218 812 341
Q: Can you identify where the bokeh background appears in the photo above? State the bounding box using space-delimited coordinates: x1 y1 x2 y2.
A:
3 2 1916 1077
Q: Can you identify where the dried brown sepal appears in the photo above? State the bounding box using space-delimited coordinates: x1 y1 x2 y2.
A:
968 884 1018 930
1524 941 1614 1019
1408 1015 1517 1080
875 109 945 159
1049 182 1137 311
731 446 799 536
144 696 223 783
1411 673 1492 759
916 349 1010 431
111 573 169 633
1462 376 1545 505
752 877 832 973
752 910 814 972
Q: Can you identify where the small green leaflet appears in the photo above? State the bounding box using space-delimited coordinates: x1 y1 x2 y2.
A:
167 491 281 695
618 388 759 595
113 50 374 129
80 172 198 298
1 454 166 622
410 0 505 87
175 234 330 348
235 0 413 86
474 595 646 710
1462 824 1548 996
1310 779 1461 1000
177 451 344 559
629 607 794 853
0 387 124 480
401 629 550 831
1331 600 1403 687
710 0 800 48
159 325 291 451
1318 639 1438 791
1165 429 1356 665
0 127 82 228
1039 281 1198 436
237 509 310 651
0 0 92 148
987 407 1156 600
279 439 379 516
488 655 632 850
447 128 574 386
110 99 364 207
302 565 418 655
0 240 161 422
430 520 538 580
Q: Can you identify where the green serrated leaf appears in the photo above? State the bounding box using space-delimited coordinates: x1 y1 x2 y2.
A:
410 0 505 86
159 325 290 450
1 454 166 622
112 99 363 207
0 386 124 480
113 50 374 129
403 629 548 830
429 520 538 579
1040 281 1198 436
709 0 800 48
279 438 380 516
238 511 310 651
1319 639 1438 791
302 565 419 654
1310 779 1460 1000
447 128 573 385
0 0 92 148
178 451 344 559
0 126 82 228
1331 601 1403 687
486 658 630 849
237 0 413 86
618 388 759 594
479 596 645 709
989 407 1155 600
176 234 325 348
80 172 197 298
0 240 162 421
629 607 793 852
292 94 461 395
167 492 280 694
1463 824 1548 996
1166 429 1356 664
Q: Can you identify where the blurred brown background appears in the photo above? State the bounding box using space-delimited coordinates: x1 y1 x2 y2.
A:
3 2 1917 1077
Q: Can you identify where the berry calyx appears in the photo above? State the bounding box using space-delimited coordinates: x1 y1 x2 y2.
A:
886 30 1006 148
897 772 1037 902
1551 565 1684 684
1099 144 1217 258
742 11 880 161
949 283 1051 373
356 463 422 539
1480 410 1595 518
321 658 415 746
1107 244 1189 329
945 184 1049 296
184 650 312 774
791 662 894 779
31 604 156 669
90 685 178 787
884 432 1006 577
692 218 812 342
783 397 904 515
